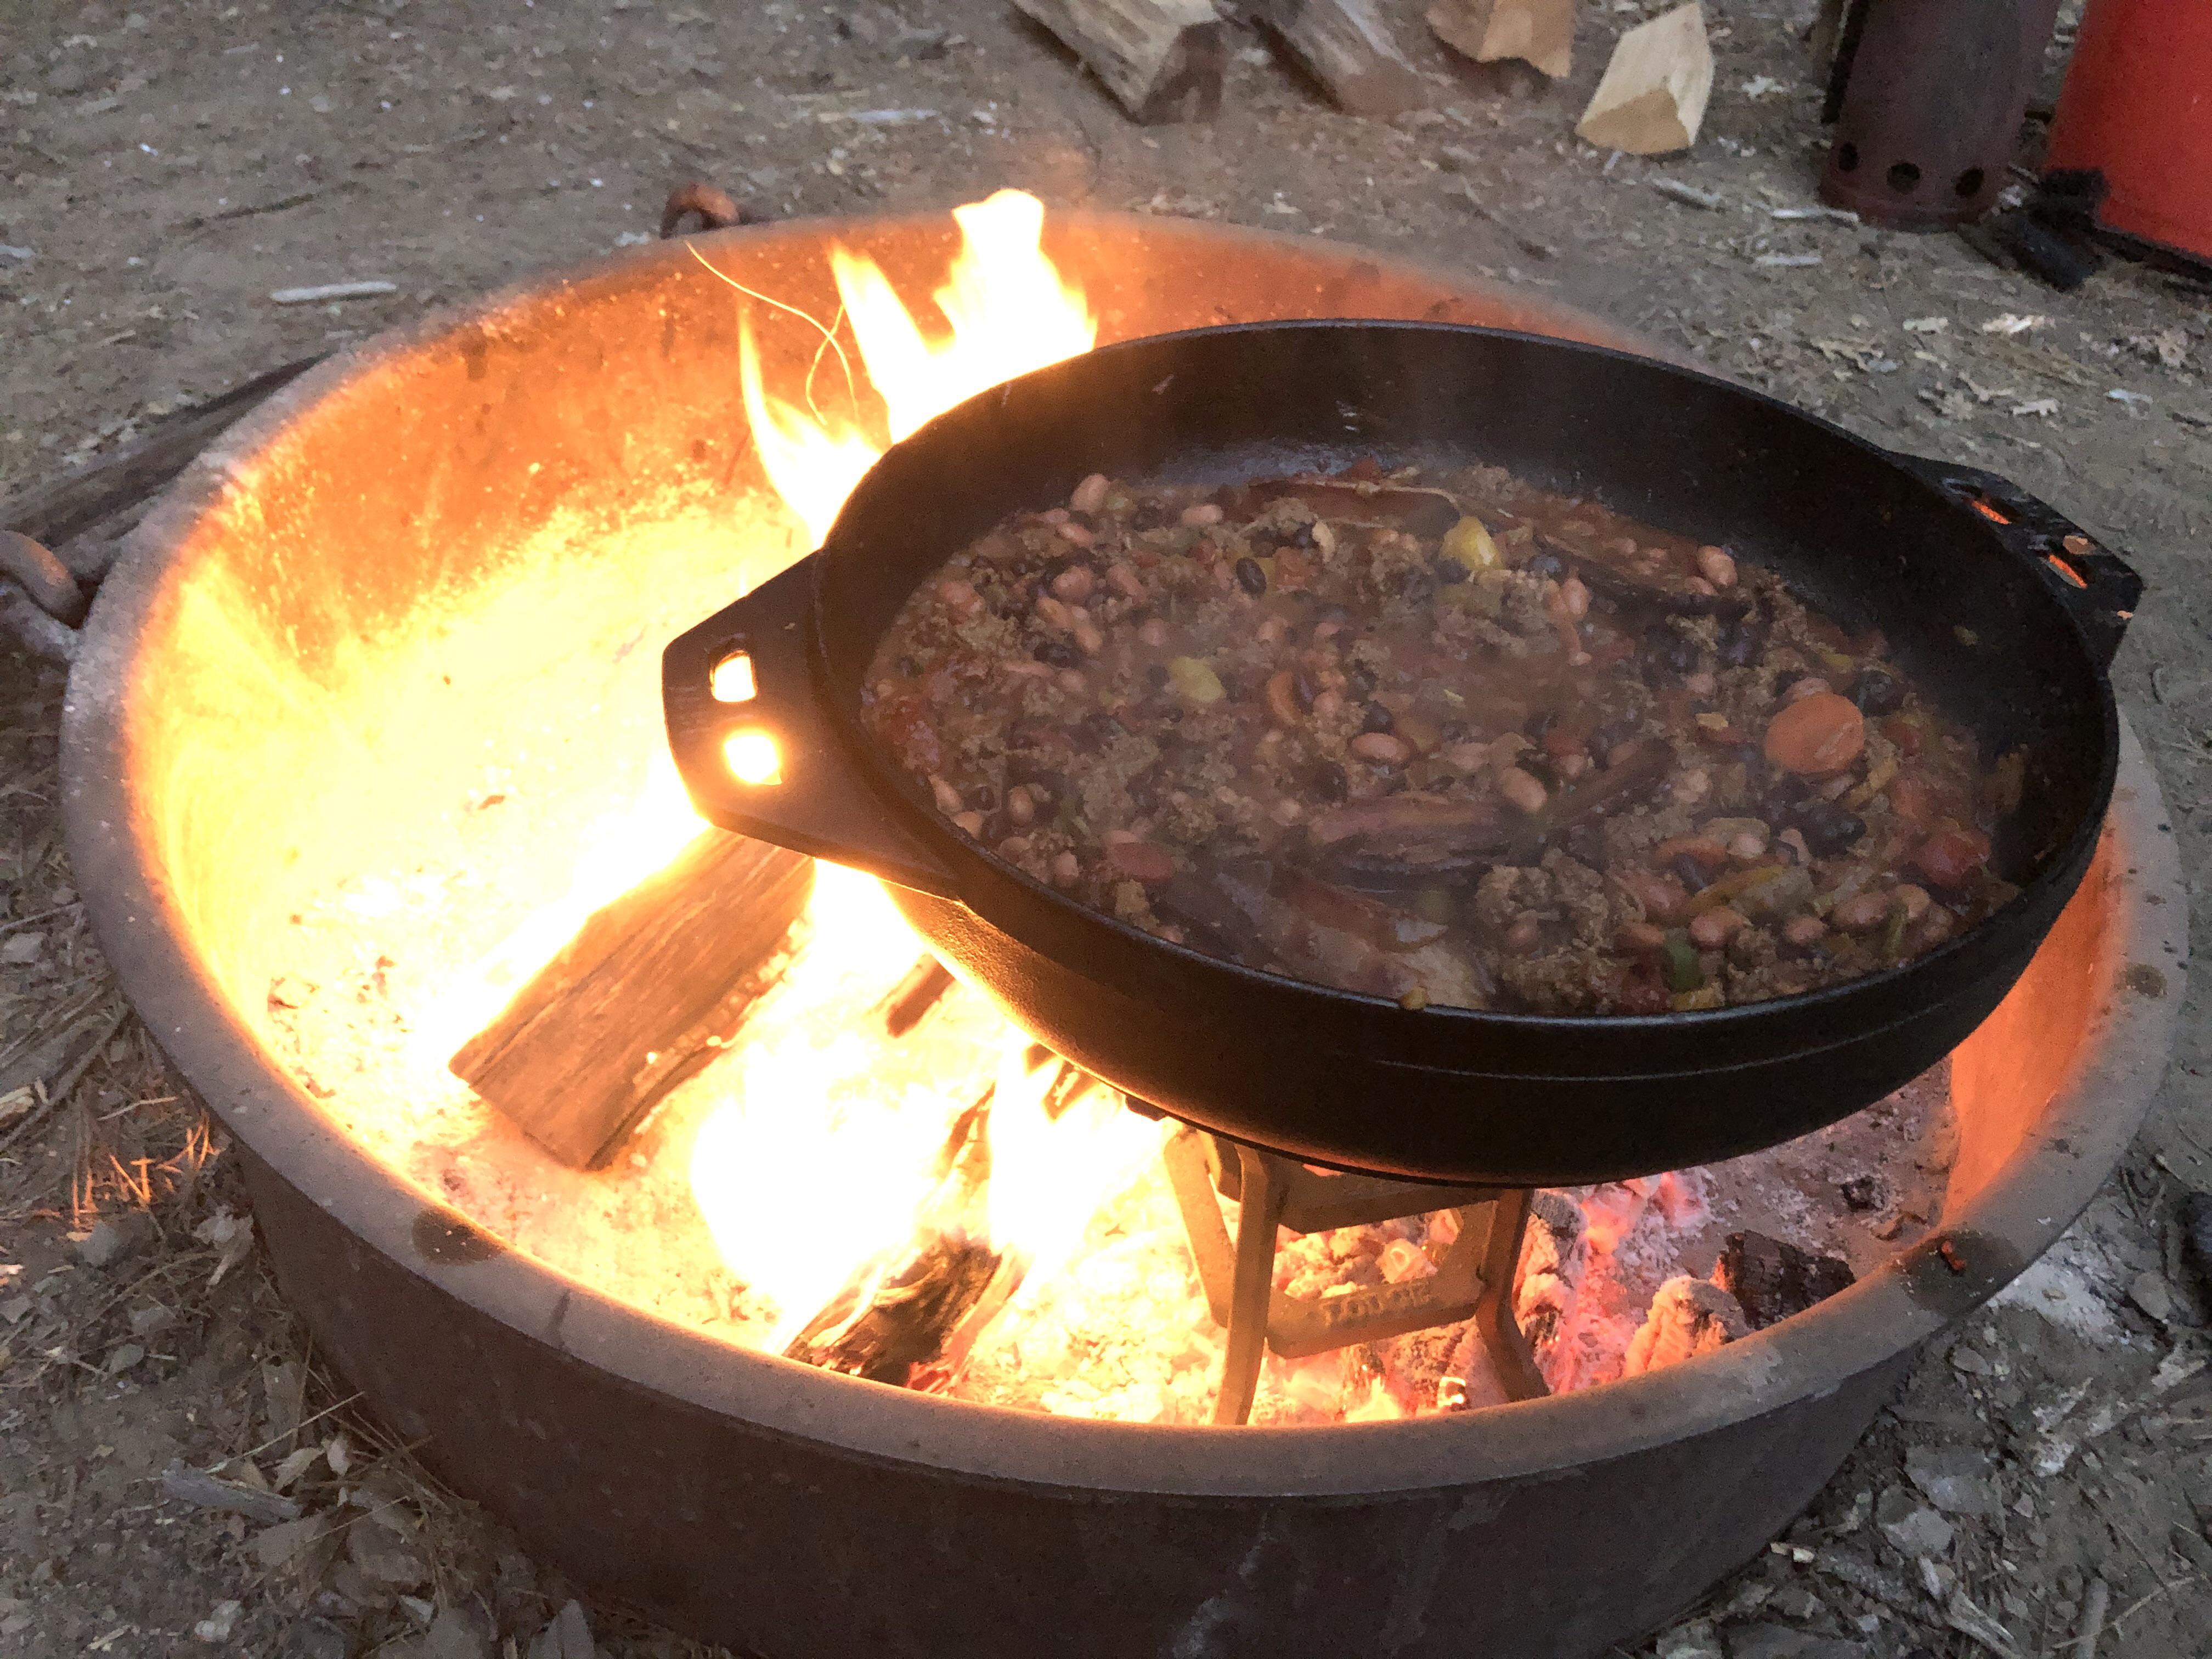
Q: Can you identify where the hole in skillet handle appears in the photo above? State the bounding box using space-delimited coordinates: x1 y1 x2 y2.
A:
661 561 963 898
1892 454 2142 673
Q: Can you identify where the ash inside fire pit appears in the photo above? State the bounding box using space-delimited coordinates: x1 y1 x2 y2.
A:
253 532 1952 1423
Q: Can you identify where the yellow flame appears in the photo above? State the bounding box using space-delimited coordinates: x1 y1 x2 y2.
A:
737 189 1096 546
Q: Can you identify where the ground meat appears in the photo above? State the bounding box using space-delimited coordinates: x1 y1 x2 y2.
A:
865 461 2013 1014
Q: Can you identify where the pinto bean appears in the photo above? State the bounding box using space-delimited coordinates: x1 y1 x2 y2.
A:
1615 919 1667 956
1687 907 1747 949
1051 565 1096 602
1351 732 1412 766
1035 594 1073 631
1504 916 1545 953
1107 562 1149 602
1266 670 1305 729
1830 890 1892 933
1070 472 1111 515
1654 837 1730 878
1050 851 1080 885
1496 766 1548 815
1006 785 1036 827
1891 883 1932 922
1763 692 1866 776
938 578 982 619
1312 689 1345 718
1056 521 1094 548
1911 827 1990 889
1073 622 1104 657
1783 675 1833 703
1781 914 1827 949
1696 545 1738 589
1684 670 1717 698
1559 575 1590 619
1137 617 1170 648
1615 868 1692 924
930 776 964 815
951 810 985 836
1180 502 1224 527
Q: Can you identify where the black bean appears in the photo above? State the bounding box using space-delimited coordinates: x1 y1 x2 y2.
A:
1285 521 1317 549
1565 821 1607 868
1347 667 1378 699
1081 712 1122 748
1772 665 1806 697
1439 718 1471 743
1318 603 1352 624
980 810 1010 843
1314 760 1351 803
1850 668 1905 716
1793 800 1867 856
1235 556 1268 596
1147 662 1170 689
1068 510 1098 532
1130 502 1173 531
1431 555 1469 585
1362 703 1395 735
1715 622 1759 670
1641 628 1698 681
1672 854 1711 892
1400 569 1437 607
1035 639 1081 670
1293 671 1317 713
1525 709 1555 742
972 784 998 811
896 654 920 679
1526 550 1565 581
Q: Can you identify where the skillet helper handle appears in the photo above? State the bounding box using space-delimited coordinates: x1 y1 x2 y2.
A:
662 560 961 898
1894 455 2141 671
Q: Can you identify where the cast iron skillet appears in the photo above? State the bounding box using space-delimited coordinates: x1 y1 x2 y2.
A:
664 322 2138 1186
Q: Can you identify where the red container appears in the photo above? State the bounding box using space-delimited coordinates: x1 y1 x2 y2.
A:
2045 0 2212 262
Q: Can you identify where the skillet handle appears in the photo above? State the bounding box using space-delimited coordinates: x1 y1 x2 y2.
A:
663 560 961 899
1892 455 2141 672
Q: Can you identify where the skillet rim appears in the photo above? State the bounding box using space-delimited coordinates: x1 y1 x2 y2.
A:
803 317 2125 1038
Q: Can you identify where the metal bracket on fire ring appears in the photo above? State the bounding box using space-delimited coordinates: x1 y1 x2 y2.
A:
1163 1126 1550 1426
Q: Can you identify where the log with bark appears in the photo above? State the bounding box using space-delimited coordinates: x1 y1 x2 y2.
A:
449 831 813 1169
1255 0 1429 118
1015 0 1228 122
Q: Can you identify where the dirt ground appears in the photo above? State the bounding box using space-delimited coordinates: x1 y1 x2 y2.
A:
4 1 2210 1655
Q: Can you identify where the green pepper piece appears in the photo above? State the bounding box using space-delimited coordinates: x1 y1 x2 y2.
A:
1879 902 1910 961
1661 930 1704 993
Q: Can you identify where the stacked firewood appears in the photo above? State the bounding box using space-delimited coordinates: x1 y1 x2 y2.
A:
1017 0 1716 154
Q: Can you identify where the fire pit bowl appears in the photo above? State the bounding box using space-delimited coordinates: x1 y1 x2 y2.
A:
60 212 2186 1658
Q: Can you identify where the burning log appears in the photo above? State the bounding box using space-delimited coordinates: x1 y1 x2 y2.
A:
1014 0 1228 123
449 831 812 1169
1255 0 1428 119
1620 1275 1746 1375
783 1094 1018 1385
878 954 956 1037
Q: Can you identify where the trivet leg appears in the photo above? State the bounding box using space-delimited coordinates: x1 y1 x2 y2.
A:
1211 1145 1289 1426
1473 1187 1549 1401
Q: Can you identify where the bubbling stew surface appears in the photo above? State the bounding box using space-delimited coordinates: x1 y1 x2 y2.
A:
863 462 2019 1015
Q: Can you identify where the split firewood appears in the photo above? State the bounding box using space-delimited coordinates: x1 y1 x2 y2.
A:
1575 2 1713 156
1428 0 1575 80
449 831 812 1169
1255 0 1427 119
1014 0 1228 122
